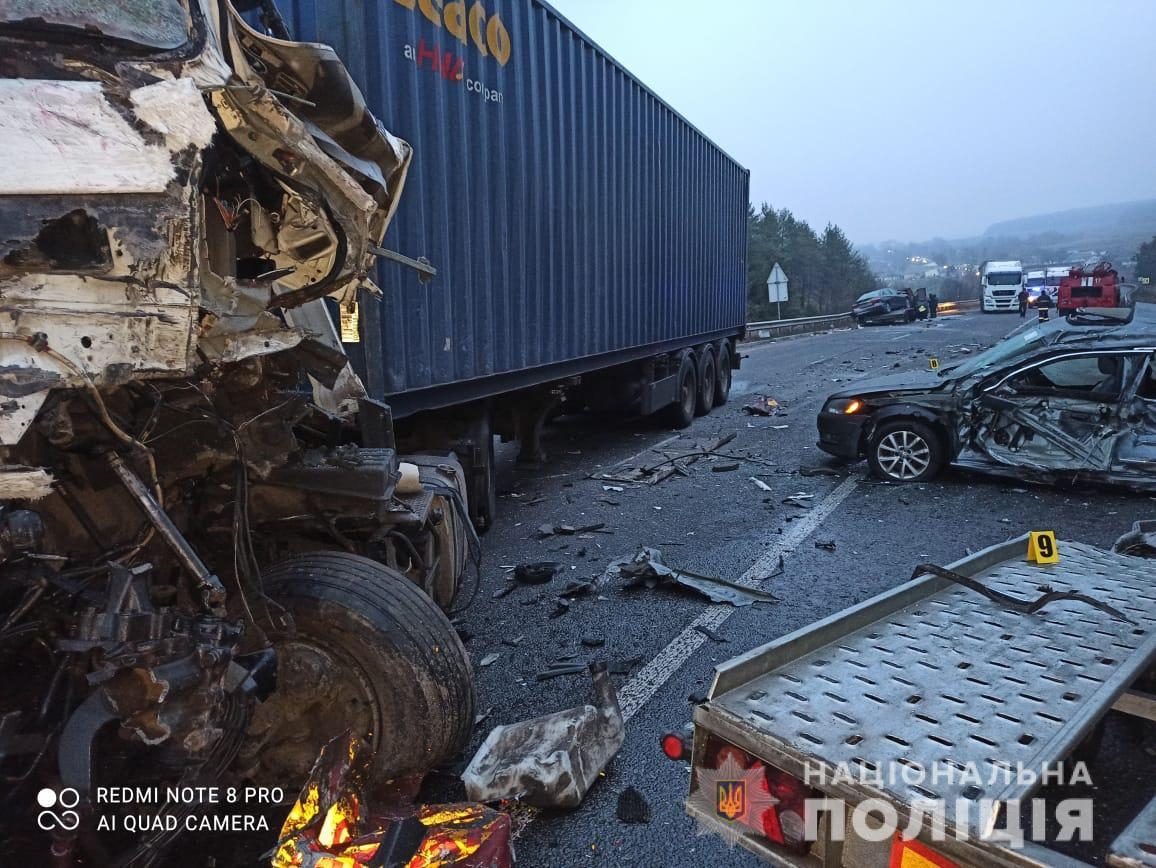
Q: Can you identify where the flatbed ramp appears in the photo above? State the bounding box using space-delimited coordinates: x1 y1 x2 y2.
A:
694 535 1156 865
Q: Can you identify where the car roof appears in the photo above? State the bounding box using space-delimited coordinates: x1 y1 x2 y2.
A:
1049 303 1156 347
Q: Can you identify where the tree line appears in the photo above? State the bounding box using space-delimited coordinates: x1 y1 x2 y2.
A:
747 204 878 321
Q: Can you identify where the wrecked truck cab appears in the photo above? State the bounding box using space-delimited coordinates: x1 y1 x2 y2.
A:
817 304 1156 489
0 3 476 863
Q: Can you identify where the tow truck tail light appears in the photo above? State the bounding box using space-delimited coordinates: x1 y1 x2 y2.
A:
694 733 817 856
662 732 689 760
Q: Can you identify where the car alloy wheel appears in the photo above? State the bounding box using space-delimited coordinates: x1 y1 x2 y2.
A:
875 429 932 480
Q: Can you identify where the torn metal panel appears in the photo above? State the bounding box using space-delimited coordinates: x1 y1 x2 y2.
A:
0 78 215 195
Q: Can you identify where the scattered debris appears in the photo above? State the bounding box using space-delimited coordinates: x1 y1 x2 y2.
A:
742 397 779 416
749 477 773 492
1114 520 1156 558
463 662 626 808
492 584 517 599
475 707 494 726
752 554 786 582
502 635 526 647
815 539 837 551
549 598 572 619
602 485 624 492
560 580 596 598
581 636 606 648
538 522 608 537
782 493 814 510
687 690 709 705
711 462 740 473
597 497 621 506
536 663 588 680
799 466 840 477
514 562 559 584
616 787 651 824
614 547 780 606
609 656 644 676
480 652 501 667
694 625 727 643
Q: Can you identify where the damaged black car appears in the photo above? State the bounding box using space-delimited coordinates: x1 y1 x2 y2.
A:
817 306 1156 487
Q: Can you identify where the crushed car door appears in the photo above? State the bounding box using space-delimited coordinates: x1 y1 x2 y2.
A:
972 351 1144 472
1113 351 1156 472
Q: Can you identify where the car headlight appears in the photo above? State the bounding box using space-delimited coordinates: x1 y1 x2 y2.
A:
826 398 864 414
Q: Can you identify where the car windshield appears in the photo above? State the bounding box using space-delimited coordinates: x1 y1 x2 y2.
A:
941 324 1054 378
986 272 1022 286
0 0 188 50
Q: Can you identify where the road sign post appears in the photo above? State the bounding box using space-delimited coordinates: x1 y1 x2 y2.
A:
767 263 789 320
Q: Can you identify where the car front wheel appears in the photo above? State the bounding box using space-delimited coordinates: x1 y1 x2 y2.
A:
867 420 945 483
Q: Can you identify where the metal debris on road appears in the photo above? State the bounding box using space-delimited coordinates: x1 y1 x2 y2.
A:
463 662 626 808
549 598 572 619
1113 520 1156 558
581 636 606 648
799 466 840 477
815 539 837 551
711 462 740 473
479 652 501 667
616 787 651 824
742 396 779 416
514 562 559 584
535 663 588 680
910 562 1136 624
614 547 780 606
749 477 773 492
782 493 814 509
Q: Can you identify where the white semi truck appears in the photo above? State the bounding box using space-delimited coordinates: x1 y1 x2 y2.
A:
982 261 1025 312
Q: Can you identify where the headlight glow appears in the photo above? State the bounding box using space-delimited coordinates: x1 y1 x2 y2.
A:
827 398 863 414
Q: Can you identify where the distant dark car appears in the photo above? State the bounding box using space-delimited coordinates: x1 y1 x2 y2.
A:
817 306 1156 488
851 289 915 325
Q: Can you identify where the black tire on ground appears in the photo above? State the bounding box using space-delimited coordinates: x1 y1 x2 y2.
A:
664 354 697 429
695 347 716 416
713 342 732 406
244 552 475 787
866 419 945 483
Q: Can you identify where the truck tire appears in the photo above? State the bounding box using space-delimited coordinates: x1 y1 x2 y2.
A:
713 342 732 406
665 354 697 429
866 419 945 483
242 552 475 786
695 346 716 416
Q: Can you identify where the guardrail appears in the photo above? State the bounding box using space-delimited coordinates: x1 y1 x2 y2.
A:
744 298 980 340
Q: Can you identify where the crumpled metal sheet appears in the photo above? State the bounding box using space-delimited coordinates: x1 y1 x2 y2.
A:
614 547 780 606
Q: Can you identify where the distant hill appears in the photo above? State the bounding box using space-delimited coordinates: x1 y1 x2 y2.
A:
984 199 1156 241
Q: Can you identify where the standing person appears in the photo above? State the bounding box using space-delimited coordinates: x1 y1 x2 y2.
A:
1035 287 1053 321
1018 286 1030 318
928 291 939 319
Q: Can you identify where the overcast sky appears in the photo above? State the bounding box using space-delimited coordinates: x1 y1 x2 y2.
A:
547 0 1156 245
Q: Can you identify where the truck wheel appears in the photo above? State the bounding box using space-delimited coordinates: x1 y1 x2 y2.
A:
242 552 475 786
713 343 732 406
867 419 944 483
665 355 697 429
695 347 716 416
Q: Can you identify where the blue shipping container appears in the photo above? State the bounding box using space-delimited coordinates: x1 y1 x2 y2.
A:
272 0 749 416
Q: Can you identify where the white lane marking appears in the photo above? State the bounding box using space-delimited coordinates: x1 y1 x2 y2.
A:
615 474 861 722
614 433 682 469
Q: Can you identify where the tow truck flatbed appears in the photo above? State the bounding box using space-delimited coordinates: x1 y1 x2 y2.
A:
689 534 1156 867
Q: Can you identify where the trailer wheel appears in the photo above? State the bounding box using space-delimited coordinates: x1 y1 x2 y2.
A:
695 347 716 416
242 552 475 786
713 342 732 406
665 354 697 429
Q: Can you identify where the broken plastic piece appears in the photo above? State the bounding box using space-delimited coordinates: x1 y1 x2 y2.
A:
462 662 625 808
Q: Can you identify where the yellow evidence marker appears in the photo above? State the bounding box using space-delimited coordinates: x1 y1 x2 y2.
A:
1027 531 1059 564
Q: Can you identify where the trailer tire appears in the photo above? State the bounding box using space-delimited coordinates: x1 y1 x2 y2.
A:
713 343 732 406
665 355 697 429
243 552 475 786
695 347 716 416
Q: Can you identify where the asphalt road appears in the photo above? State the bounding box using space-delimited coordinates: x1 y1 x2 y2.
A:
436 310 1156 867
